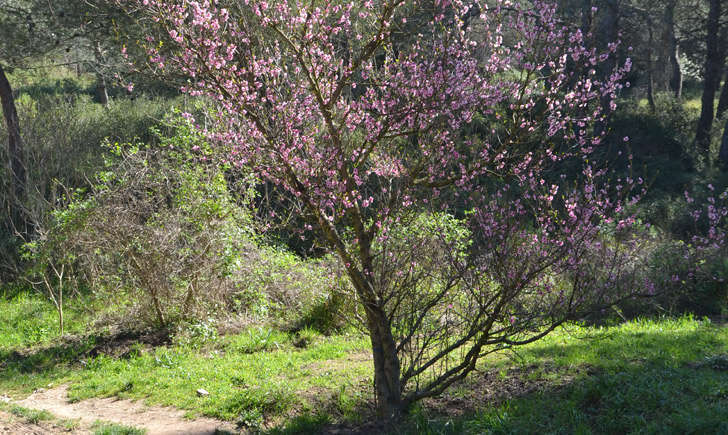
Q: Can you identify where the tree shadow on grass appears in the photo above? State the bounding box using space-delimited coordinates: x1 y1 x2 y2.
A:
0 329 171 391
403 364 728 434
0 338 93 394
398 326 728 434
0 338 94 377
267 325 728 434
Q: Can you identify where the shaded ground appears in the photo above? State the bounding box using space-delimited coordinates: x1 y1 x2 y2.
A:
0 327 172 381
11 385 236 435
311 364 586 434
421 362 592 417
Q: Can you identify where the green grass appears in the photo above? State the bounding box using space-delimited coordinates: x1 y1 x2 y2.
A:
91 421 147 435
0 290 372 428
0 288 98 398
64 328 370 424
7 404 54 424
2 290 728 433
0 289 92 350
404 317 728 434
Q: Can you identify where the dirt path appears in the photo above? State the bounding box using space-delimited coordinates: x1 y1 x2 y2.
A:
11 386 237 434
0 409 69 435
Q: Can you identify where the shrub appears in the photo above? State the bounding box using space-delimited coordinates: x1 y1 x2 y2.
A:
24 113 257 329
618 182 728 317
0 89 178 280
644 239 728 315
23 112 354 333
650 184 728 315
231 247 353 334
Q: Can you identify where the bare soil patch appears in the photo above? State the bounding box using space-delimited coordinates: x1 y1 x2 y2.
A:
15 385 237 435
0 409 76 435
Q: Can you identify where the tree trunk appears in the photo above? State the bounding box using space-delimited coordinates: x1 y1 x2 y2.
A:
717 68 728 120
594 0 619 137
93 41 109 106
96 75 109 106
358 296 405 421
720 118 728 170
664 1 682 98
647 21 656 113
58 276 64 336
695 0 724 164
581 0 593 36
670 40 683 99
0 64 26 208
366 304 403 419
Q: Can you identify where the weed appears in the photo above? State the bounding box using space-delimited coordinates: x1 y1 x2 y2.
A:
91 420 147 435
8 404 53 424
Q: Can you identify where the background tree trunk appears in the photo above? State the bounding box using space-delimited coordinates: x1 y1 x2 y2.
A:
595 0 619 137
670 40 683 98
717 68 728 121
647 20 657 113
581 0 593 36
0 64 26 208
720 118 728 170
695 0 724 164
93 41 109 106
664 1 683 98
96 75 109 106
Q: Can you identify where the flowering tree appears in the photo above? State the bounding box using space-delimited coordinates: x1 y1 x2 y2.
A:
124 0 636 417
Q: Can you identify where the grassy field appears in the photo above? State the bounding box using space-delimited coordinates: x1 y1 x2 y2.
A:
2 289 727 434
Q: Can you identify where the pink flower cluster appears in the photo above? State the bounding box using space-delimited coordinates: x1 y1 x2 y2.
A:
126 0 632 285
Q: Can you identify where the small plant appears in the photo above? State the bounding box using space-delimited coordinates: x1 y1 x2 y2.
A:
21 212 82 335
153 351 180 369
701 354 728 371
9 404 54 424
62 419 82 431
236 408 264 430
231 327 287 354
91 420 147 435
174 317 219 349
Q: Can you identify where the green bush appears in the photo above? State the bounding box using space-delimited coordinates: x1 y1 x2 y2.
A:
21 111 353 334
231 247 353 334
24 113 256 329
640 238 728 316
0 88 179 281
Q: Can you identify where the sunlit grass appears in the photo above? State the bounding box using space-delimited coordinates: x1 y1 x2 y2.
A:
637 97 711 112
0 289 92 350
64 330 371 423
91 420 147 435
